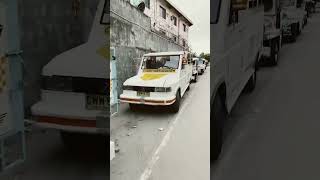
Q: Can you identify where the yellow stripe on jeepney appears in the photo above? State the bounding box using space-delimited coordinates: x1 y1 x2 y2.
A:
0 56 7 93
141 73 168 80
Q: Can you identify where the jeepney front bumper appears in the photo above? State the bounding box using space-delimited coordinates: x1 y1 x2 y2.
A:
30 90 108 134
120 91 176 106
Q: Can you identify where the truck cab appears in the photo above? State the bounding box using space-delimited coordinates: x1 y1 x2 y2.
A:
120 51 193 113
31 0 108 139
211 0 264 161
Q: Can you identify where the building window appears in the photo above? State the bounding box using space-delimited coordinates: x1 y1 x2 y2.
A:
183 24 187 32
182 39 186 47
160 6 166 19
145 0 150 9
172 35 177 42
171 16 177 26
160 29 166 36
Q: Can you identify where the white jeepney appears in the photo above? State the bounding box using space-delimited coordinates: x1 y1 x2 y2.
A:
280 0 307 42
211 0 264 161
191 58 198 82
262 0 283 65
120 51 193 113
31 0 108 139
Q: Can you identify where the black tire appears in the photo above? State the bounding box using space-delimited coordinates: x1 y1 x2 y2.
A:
211 93 227 162
290 25 297 43
270 41 279 66
129 103 139 111
60 131 80 148
193 74 197 83
171 91 181 113
245 69 257 93
297 23 301 35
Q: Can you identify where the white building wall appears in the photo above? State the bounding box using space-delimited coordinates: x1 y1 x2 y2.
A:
140 0 190 47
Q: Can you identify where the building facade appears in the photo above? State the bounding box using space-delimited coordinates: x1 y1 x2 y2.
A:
130 0 193 49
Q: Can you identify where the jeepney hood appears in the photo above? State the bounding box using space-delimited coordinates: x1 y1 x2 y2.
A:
124 72 179 87
42 43 107 79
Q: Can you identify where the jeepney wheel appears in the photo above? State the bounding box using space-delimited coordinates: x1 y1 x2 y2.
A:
290 25 297 43
129 103 139 111
61 131 80 148
245 68 257 93
270 41 279 66
211 93 227 162
171 91 181 113
193 74 198 83
298 23 301 35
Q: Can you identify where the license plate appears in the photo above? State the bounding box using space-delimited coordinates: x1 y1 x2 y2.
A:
137 91 150 97
86 95 108 110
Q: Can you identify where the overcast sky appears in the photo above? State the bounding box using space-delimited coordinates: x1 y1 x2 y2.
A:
170 0 210 55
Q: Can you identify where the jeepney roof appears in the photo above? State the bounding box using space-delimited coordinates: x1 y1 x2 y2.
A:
144 51 187 57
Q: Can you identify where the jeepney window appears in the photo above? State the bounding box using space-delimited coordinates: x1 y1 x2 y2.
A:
264 0 273 11
249 0 258 8
212 0 221 24
142 55 180 70
100 0 109 25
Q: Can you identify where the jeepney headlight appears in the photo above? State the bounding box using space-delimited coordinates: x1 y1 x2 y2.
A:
155 87 171 92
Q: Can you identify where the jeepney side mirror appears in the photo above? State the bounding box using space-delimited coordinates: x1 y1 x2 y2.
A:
112 55 116 60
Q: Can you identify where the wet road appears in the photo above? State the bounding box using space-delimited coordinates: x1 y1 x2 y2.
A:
110 68 210 180
213 12 320 180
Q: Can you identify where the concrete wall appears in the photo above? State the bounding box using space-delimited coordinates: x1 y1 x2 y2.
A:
110 0 184 94
18 0 100 114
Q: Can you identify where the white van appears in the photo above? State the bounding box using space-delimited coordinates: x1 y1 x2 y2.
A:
31 0 108 141
120 51 193 113
211 0 264 161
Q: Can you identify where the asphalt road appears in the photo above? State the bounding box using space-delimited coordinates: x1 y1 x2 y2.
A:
213 12 320 180
0 128 108 180
110 68 210 180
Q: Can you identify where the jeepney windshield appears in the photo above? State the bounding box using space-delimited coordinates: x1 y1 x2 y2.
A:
212 0 221 24
142 55 180 71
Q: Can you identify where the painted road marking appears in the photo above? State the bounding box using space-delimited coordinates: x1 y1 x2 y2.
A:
139 76 206 180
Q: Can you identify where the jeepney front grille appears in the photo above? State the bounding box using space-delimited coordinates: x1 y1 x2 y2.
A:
132 86 155 92
42 75 108 95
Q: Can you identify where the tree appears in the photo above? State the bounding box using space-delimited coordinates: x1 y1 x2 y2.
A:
199 52 210 62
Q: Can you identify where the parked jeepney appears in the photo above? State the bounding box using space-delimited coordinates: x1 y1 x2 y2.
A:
262 0 283 65
191 58 198 82
281 0 307 42
211 0 264 161
120 51 193 113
